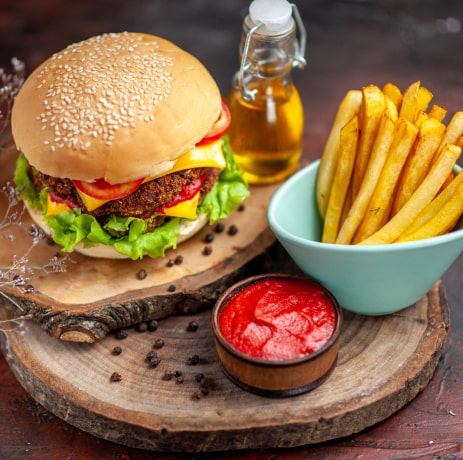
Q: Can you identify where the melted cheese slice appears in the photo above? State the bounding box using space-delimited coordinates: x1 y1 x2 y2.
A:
46 194 72 216
50 139 225 217
76 194 108 212
145 138 225 181
162 191 200 219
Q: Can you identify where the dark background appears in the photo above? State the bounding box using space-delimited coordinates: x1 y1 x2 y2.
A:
2 0 463 159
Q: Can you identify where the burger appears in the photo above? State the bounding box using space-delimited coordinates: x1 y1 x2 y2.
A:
11 32 249 259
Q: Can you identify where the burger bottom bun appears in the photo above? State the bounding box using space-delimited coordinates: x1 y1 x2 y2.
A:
24 201 208 259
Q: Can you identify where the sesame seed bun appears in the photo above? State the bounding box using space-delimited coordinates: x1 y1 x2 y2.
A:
11 32 222 184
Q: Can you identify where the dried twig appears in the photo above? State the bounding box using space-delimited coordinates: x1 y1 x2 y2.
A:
0 57 25 152
0 58 69 337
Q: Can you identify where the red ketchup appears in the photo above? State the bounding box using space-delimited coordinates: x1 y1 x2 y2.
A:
218 278 337 361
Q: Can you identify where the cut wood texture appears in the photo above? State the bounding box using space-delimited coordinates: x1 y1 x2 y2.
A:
0 148 281 342
0 281 448 452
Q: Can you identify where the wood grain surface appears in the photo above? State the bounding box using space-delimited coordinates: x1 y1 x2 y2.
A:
0 281 448 452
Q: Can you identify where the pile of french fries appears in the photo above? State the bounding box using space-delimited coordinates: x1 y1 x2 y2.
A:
316 80 463 245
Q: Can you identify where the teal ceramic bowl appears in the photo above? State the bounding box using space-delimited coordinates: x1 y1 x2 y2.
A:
267 160 463 315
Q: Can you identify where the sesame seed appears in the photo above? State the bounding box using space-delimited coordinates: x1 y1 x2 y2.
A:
36 32 174 152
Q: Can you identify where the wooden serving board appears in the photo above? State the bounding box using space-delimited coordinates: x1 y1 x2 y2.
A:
0 281 448 452
0 147 450 451
0 148 280 342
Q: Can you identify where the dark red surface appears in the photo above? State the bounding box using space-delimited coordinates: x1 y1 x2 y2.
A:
2 1 463 458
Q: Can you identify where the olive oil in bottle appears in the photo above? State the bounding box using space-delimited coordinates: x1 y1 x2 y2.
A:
227 0 306 185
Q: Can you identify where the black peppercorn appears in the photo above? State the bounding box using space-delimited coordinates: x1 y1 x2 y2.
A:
146 350 161 368
111 346 122 356
174 255 183 265
186 354 200 366
194 373 210 396
136 269 147 280
147 320 159 331
114 329 129 340
166 259 175 267
148 358 160 368
228 224 238 235
200 385 209 396
162 370 175 381
153 339 165 349
215 223 225 233
136 322 148 332
167 284 176 292
203 245 213 255
204 233 214 243
195 373 205 382
110 372 122 382
192 389 203 400
187 320 199 332
146 350 158 361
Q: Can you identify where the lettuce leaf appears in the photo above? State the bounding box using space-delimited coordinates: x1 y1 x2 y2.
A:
14 137 249 260
198 137 250 222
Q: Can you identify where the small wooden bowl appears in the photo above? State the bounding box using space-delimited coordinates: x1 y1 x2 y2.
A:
212 274 342 397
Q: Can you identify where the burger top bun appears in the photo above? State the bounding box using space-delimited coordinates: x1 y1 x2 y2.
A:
11 32 222 184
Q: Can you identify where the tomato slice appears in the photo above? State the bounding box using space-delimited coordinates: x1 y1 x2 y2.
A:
196 97 231 146
72 177 144 201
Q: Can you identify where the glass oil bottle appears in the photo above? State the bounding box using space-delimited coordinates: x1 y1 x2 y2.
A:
227 0 306 185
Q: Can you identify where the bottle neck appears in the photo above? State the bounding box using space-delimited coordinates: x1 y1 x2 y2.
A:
240 17 298 77
237 16 300 102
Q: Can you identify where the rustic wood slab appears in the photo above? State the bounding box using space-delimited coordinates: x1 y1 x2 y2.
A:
0 148 280 342
0 143 450 452
0 281 448 452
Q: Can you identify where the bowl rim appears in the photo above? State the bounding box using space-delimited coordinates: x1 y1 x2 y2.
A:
211 273 343 367
267 159 463 252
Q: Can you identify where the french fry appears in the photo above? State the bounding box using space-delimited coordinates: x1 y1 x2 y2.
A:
318 81 463 246
316 90 362 219
336 97 398 244
399 80 421 122
339 185 353 230
391 117 446 215
414 112 429 129
415 86 434 119
350 85 385 200
353 117 418 243
413 111 429 129
438 111 463 152
397 178 463 242
428 104 448 123
382 82 402 110
322 115 359 243
440 169 455 193
398 168 463 238
358 143 461 245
